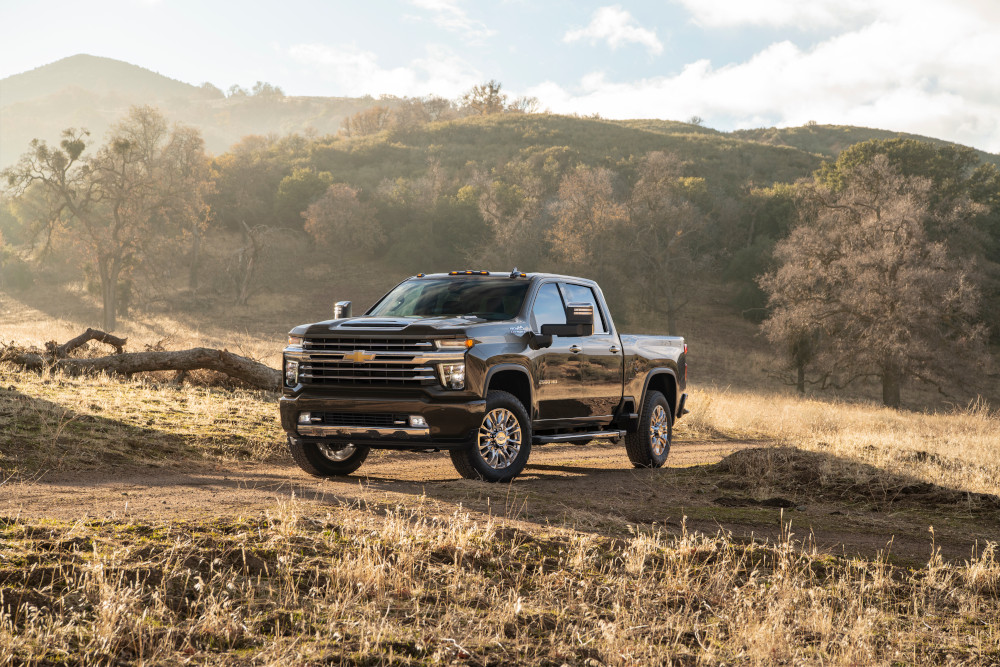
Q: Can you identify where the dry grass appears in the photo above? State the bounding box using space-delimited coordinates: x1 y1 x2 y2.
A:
3 284 1000 664
678 387 1000 497
1 498 997 666
0 367 283 478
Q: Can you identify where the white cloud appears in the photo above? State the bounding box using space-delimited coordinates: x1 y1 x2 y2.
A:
408 0 495 42
670 0 887 29
288 44 481 98
533 1 1000 153
564 5 663 56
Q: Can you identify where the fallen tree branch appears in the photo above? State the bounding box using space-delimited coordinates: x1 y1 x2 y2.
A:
3 332 281 391
50 328 128 357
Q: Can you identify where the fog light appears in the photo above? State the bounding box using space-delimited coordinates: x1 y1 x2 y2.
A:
439 363 465 390
298 412 312 424
284 359 299 386
409 415 428 428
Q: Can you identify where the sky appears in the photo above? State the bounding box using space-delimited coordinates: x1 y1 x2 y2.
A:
2 0 999 152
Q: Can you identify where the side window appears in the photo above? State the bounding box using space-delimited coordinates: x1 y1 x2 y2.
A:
561 283 608 334
529 282 566 331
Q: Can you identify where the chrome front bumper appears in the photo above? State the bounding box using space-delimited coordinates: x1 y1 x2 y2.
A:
296 424 431 438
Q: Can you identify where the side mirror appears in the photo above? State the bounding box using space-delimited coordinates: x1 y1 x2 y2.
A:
540 302 594 337
333 300 352 319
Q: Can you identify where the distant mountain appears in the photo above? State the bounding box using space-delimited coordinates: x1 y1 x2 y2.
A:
0 54 203 106
0 54 385 168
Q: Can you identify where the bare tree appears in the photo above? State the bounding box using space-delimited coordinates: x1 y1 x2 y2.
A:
759 156 988 407
341 106 393 137
2 106 208 330
230 221 269 306
461 80 508 116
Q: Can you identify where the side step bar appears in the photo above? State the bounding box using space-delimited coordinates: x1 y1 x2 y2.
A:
533 429 626 445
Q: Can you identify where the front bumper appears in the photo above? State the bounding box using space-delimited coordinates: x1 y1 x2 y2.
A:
279 393 485 450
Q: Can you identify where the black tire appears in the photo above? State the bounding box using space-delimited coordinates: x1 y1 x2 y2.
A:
287 436 370 477
625 390 672 468
450 390 532 482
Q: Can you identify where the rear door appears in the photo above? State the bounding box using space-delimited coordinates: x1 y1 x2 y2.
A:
530 280 623 424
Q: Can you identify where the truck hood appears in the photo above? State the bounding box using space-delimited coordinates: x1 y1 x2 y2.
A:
297 315 490 336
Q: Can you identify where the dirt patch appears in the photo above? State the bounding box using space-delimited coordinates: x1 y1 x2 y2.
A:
714 446 1000 512
2 440 995 565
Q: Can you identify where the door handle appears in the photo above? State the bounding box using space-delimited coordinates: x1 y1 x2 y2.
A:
609 345 620 353
569 345 583 354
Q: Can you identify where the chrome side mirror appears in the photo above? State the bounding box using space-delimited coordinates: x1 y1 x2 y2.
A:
333 300 352 319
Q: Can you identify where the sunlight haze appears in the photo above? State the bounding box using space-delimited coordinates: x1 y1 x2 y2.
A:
1 0 998 152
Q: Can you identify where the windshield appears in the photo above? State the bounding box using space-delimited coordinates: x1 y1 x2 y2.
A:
367 279 530 321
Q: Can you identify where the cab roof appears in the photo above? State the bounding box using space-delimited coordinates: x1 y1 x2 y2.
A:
412 270 597 284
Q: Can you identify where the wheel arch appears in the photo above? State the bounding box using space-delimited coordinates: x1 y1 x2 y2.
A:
641 370 679 421
484 365 532 414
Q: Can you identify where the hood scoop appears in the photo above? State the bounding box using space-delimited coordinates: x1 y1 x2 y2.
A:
339 319 410 329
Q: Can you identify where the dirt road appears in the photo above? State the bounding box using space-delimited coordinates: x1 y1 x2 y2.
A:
2 439 746 520
2 439 991 563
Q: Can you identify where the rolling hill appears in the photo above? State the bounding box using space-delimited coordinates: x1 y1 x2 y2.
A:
3 54 998 176
0 54 385 168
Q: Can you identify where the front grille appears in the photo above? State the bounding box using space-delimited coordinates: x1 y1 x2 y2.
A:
299 360 436 385
303 336 432 353
313 412 409 427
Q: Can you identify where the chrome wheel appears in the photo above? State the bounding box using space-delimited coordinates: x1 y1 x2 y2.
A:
316 442 357 462
478 408 522 470
649 405 669 456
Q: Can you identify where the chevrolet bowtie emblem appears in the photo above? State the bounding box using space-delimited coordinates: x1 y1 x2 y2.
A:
344 350 376 363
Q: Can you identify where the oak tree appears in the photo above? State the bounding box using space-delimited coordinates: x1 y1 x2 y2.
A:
759 156 987 407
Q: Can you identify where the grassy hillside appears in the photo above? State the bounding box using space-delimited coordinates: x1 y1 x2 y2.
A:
733 123 1000 166
310 113 824 193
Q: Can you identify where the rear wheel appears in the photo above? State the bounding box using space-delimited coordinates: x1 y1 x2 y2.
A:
625 390 671 468
450 390 531 482
287 437 370 477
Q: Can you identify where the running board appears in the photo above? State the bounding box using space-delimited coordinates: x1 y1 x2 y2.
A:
533 430 626 445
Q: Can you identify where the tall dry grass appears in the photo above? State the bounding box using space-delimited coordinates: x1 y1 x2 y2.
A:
1 498 997 665
678 387 1000 497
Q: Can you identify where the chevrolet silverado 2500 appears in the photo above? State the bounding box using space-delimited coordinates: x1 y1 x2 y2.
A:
280 270 687 482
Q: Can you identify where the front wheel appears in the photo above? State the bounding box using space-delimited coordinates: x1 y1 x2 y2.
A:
287 437 370 477
624 390 672 468
450 390 531 482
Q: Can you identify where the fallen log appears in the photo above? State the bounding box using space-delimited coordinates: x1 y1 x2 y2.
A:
3 331 281 391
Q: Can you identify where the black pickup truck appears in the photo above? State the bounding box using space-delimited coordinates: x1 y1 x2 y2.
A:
280 270 687 482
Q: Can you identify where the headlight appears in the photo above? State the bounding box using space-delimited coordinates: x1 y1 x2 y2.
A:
284 359 299 386
438 363 465 390
435 339 474 349
287 335 303 347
